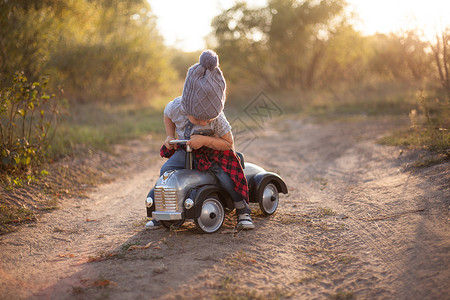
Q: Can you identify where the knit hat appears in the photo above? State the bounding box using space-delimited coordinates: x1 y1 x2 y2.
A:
181 50 226 120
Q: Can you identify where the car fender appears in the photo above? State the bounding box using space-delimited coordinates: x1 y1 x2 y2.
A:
248 172 288 203
185 185 233 219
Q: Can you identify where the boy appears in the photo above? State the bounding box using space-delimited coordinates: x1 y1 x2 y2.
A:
146 50 254 230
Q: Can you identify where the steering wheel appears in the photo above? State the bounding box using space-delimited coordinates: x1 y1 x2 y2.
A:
169 139 192 152
169 139 188 145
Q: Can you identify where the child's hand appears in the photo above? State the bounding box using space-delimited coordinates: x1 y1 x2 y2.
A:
164 135 177 149
187 135 206 149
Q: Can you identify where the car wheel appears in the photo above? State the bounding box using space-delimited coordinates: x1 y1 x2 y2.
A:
259 182 279 215
160 219 185 229
194 195 225 233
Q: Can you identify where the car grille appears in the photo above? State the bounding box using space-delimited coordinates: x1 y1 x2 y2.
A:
154 187 178 211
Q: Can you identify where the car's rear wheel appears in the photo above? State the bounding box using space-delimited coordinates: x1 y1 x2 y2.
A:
194 195 225 233
160 219 185 229
259 182 279 215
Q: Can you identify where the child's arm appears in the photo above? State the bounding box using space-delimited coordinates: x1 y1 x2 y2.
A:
187 130 234 151
164 114 177 149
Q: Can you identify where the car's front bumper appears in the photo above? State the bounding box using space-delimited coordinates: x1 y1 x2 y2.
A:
152 211 182 220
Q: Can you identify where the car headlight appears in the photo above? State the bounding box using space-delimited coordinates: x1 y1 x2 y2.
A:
146 196 153 208
184 198 194 209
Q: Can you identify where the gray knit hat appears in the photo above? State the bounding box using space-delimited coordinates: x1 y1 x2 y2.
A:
181 50 226 120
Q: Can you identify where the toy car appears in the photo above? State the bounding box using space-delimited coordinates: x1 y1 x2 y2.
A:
145 140 288 233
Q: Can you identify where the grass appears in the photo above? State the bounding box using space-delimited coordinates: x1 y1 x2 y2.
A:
378 127 449 151
318 207 337 217
214 275 295 300
377 90 449 155
239 80 419 118
335 255 357 264
277 215 309 225
50 100 167 159
412 153 450 167
0 204 35 233
331 290 355 300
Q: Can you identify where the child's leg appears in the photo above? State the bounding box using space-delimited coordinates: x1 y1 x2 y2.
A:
159 148 187 176
209 164 251 215
209 164 254 229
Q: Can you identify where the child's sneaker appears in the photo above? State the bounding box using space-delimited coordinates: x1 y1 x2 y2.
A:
145 219 161 229
236 213 255 230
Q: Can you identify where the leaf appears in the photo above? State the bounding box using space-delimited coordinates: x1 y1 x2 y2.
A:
127 241 155 250
93 279 116 287
58 253 75 258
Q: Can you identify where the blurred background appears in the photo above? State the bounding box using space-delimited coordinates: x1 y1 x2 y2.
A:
0 0 449 173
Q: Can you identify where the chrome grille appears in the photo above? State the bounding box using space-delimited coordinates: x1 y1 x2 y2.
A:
154 187 178 211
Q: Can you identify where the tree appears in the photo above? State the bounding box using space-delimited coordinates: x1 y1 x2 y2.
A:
0 0 176 102
369 31 433 83
431 26 450 97
212 0 349 91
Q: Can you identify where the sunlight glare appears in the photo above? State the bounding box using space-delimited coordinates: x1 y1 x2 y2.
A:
348 0 449 40
148 0 449 51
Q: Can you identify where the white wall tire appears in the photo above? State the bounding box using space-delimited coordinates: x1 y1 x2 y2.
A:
194 195 225 233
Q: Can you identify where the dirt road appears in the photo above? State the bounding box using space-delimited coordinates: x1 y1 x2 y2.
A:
0 116 449 299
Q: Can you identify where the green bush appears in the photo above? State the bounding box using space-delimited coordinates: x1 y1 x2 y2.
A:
378 91 450 152
0 72 61 172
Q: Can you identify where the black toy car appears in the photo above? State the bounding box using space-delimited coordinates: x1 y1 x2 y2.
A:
146 140 288 233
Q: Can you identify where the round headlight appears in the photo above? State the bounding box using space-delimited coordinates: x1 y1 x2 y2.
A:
146 197 153 208
184 198 194 209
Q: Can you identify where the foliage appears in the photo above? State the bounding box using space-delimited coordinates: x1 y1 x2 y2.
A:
212 0 356 90
169 49 202 80
318 25 372 86
0 72 61 172
407 91 449 151
369 31 434 82
0 0 176 103
430 26 450 97
0 203 35 233
212 1 448 158
378 91 449 152
211 0 444 98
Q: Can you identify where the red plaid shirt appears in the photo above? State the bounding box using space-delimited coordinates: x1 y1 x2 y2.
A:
160 145 249 203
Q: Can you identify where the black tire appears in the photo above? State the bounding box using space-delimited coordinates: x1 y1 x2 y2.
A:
259 182 279 215
160 219 185 229
194 194 225 233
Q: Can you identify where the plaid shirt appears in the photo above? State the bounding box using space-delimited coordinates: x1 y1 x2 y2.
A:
160 145 249 203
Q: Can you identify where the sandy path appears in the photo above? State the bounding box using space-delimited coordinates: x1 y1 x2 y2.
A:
0 116 449 299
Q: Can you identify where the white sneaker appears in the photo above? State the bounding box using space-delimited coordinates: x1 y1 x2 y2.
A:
145 219 161 229
236 213 255 230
